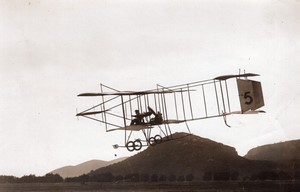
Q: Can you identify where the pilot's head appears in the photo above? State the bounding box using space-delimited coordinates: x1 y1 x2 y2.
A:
135 110 140 114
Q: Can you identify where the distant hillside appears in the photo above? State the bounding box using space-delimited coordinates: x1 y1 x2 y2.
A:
245 140 300 161
91 132 277 181
50 157 127 178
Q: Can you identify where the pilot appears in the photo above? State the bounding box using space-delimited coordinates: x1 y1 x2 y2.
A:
149 110 163 125
154 111 163 124
130 110 144 125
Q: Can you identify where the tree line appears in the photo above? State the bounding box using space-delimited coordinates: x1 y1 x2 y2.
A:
1 170 300 183
203 171 300 181
65 173 195 183
0 173 63 183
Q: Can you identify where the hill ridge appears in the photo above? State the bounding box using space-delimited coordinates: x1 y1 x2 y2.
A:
245 139 300 161
91 132 266 180
50 157 127 178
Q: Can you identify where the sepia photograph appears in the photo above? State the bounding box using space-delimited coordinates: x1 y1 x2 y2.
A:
1 0 300 191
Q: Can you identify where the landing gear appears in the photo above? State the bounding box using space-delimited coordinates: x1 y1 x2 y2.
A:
125 139 142 152
148 134 163 146
125 134 164 151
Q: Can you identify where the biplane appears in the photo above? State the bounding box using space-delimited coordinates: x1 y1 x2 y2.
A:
76 72 265 152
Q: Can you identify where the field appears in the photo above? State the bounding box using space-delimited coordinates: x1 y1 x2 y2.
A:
1 181 300 192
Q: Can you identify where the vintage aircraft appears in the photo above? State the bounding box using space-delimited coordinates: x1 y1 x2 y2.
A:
76 72 265 152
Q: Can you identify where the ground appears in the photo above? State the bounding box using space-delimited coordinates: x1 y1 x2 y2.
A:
1 181 300 192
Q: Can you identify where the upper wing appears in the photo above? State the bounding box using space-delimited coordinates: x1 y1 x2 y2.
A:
214 73 259 80
78 90 191 97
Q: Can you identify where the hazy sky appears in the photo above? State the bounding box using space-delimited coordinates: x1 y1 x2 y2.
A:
1 0 300 177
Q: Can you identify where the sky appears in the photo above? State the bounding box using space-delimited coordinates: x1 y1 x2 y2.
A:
0 0 300 177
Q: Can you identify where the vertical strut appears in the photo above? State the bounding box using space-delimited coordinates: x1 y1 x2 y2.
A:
180 88 187 120
160 92 166 120
143 95 147 111
225 80 231 113
100 84 108 131
129 95 133 118
157 85 162 114
174 92 179 120
219 81 227 114
146 94 150 108
187 84 194 119
154 93 158 112
139 95 143 112
121 96 127 145
136 95 140 112
143 95 148 122
214 80 221 115
202 85 208 117
124 97 128 120
162 91 168 121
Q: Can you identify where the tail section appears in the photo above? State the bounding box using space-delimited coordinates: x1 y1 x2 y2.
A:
237 79 264 113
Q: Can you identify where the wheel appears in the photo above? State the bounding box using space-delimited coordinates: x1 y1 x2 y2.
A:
126 141 135 152
154 135 163 144
149 137 156 146
134 139 142 151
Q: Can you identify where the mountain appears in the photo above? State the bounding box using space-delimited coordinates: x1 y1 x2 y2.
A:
50 157 127 178
245 140 300 161
91 132 277 181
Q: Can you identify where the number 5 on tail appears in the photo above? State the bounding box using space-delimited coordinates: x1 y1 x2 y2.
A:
237 79 264 113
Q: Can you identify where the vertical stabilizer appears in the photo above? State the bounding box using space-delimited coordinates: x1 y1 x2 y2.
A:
237 79 264 113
